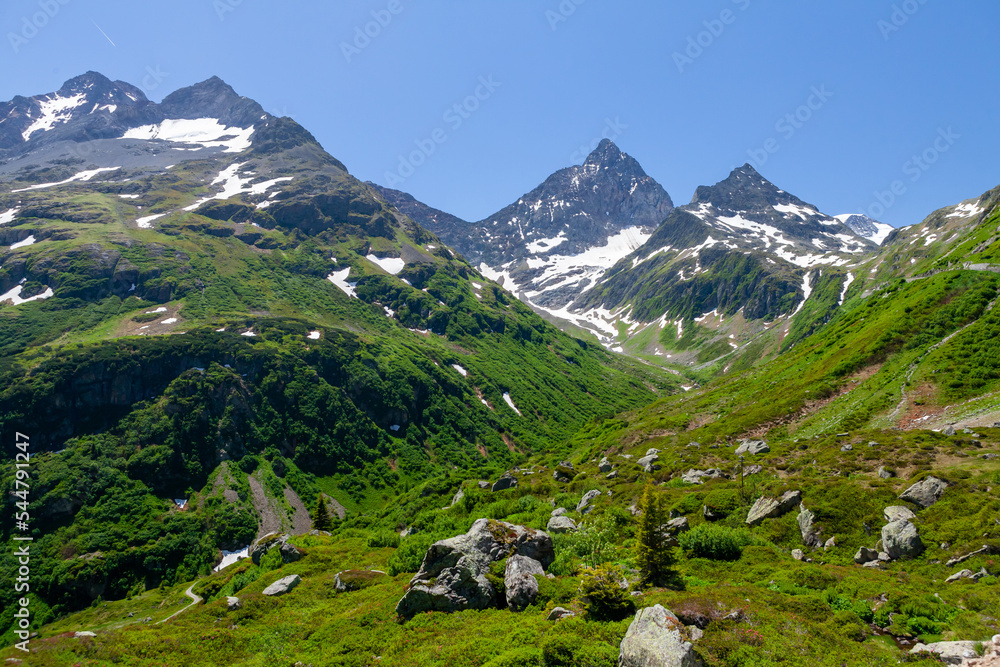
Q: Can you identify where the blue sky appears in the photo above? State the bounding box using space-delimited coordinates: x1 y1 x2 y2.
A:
2 0 998 228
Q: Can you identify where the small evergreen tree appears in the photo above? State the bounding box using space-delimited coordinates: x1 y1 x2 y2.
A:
635 483 677 586
312 493 333 531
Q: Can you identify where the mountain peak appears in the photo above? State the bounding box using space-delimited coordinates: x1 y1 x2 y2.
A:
159 76 265 127
583 139 625 167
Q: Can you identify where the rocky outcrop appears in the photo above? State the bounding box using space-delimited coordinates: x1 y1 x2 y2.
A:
899 476 948 508
504 555 544 611
682 469 726 485
618 604 704 667
638 453 660 473
746 490 801 526
250 533 303 566
881 520 924 560
262 574 301 596
395 519 554 618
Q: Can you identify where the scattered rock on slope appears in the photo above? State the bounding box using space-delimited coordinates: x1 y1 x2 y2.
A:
899 476 948 508
577 490 601 513
250 533 303 565
735 440 770 455
547 515 578 534
881 520 925 560
262 574 301 596
883 506 916 523
491 472 518 492
618 604 704 667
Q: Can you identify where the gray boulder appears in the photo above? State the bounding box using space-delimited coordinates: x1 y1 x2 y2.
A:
797 506 822 547
746 490 801 526
577 490 602 514
645 448 661 457
250 533 303 566
226 596 241 611
491 472 518 492
447 489 465 509
883 506 916 523
735 440 770 455
550 507 568 518
792 549 806 561
547 516 578 534
607 470 618 480
909 641 980 664
504 555 544 611
841 444 854 452
824 536 837 550
262 574 301 596
945 569 977 583
854 547 879 565
618 605 703 667
899 476 948 508
877 467 895 479
395 519 553 618
599 458 613 473
943 425 957 436
477 480 491 489
881 520 925 560
638 454 660 473
682 469 726 485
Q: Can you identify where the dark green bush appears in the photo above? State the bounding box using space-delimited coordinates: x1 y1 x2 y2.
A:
366 531 401 549
578 567 635 621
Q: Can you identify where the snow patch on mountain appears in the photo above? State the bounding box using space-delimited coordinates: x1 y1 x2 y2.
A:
10 235 36 250
124 118 254 153
327 268 358 298
0 208 19 225
0 285 54 305
21 93 87 141
12 167 121 193
946 202 985 219
366 255 405 275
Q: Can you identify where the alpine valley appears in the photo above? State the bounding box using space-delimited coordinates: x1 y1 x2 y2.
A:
2 73 1000 667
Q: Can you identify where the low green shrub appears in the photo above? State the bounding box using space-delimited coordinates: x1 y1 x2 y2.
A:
366 531 401 549
678 524 764 561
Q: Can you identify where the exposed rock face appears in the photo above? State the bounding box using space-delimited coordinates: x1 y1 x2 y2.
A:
618 604 703 667
899 476 948 508
395 519 554 618
881 520 925 560
577 490 602 513
746 490 801 526
491 472 518 492
735 440 770 456
547 516 578 534
250 533 303 565
883 506 916 523
504 555 545 611
262 574 301 596
664 517 690 535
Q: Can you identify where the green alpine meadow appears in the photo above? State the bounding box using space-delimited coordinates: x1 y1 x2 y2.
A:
2 5 1000 664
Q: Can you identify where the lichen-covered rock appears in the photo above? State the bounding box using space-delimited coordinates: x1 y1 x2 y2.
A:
504 555 544 611
796 505 822 547
746 490 801 526
899 476 948 508
618 604 703 667
883 506 916 523
881 520 925 560
854 547 879 564
638 454 660 473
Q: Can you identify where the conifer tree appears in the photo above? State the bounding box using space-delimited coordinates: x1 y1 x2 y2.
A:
313 493 333 531
635 483 677 585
